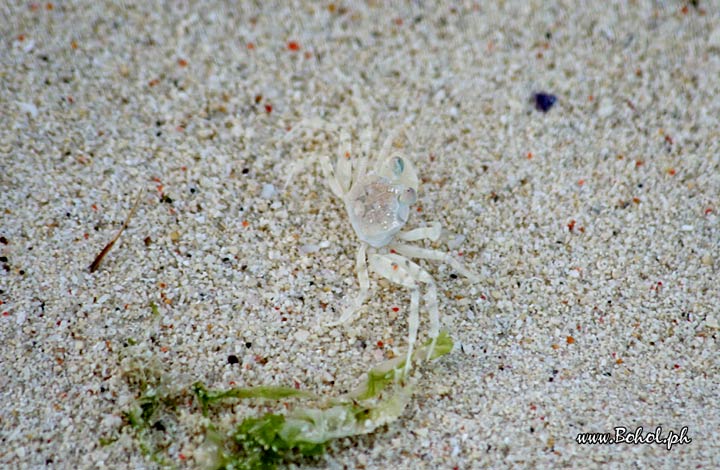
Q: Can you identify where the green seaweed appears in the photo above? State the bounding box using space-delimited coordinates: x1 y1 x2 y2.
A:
352 330 453 400
198 332 453 469
98 436 118 447
193 383 315 416
118 332 454 469
201 389 412 470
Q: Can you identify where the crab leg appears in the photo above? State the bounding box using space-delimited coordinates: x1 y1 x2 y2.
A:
396 222 442 242
407 288 420 375
319 155 345 199
284 117 351 199
424 280 440 361
375 124 406 172
389 243 480 283
335 129 353 195
349 91 373 192
327 243 368 326
368 253 439 374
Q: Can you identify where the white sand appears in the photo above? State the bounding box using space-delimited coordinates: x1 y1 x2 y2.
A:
1 1 718 468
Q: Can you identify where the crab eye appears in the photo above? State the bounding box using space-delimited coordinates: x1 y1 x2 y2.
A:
398 187 416 205
392 157 404 176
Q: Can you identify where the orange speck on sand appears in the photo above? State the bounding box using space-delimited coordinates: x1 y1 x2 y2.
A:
148 78 160 87
668 168 676 176
577 179 585 186
615 358 624 365
177 58 188 67
247 42 255 50
527 152 533 159
71 40 78 49
17 34 25 41
705 208 713 215
566 336 575 344
551 344 560 350
287 41 300 51
242 220 249 228
46 2 53 10
344 151 350 159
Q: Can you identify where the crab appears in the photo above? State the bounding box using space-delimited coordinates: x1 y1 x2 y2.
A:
286 96 479 376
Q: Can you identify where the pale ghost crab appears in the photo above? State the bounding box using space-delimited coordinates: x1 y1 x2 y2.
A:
285 97 479 375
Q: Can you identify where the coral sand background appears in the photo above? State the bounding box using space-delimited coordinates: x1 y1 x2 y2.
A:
1 1 718 468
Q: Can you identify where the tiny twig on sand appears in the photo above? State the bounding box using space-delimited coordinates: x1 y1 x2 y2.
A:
88 189 144 273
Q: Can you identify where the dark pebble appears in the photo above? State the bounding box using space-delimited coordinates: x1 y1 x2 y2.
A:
227 354 239 364
534 92 557 112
